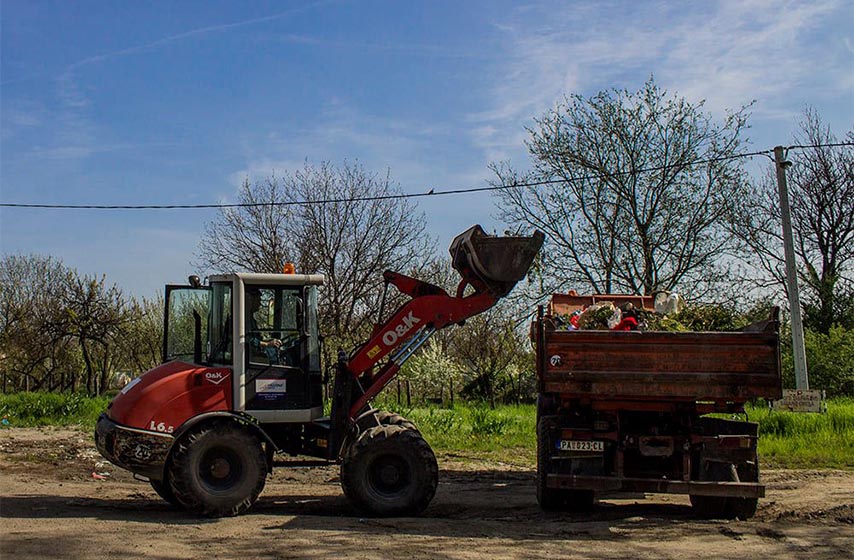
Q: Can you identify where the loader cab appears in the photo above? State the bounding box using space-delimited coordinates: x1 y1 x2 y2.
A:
163 272 325 424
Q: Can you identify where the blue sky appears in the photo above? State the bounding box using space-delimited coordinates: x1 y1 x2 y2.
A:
2 0 852 298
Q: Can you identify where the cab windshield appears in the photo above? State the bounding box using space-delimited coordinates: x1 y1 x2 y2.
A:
163 287 210 363
245 286 302 367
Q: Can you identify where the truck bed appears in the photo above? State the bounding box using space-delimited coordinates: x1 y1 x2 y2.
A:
537 314 782 403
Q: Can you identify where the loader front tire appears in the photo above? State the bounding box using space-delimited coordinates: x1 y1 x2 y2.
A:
341 424 438 516
168 421 267 517
376 411 419 433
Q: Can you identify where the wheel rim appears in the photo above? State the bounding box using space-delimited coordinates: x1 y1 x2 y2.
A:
199 446 243 493
367 453 411 497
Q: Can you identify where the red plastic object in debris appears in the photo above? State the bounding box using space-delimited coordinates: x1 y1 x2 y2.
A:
611 316 639 331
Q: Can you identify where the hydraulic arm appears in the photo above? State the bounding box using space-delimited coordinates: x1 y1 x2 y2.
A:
328 225 544 457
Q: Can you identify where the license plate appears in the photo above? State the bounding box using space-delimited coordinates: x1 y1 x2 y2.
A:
558 440 604 452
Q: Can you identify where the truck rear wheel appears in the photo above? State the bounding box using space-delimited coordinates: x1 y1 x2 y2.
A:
727 461 759 520
536 418 594 511
537 418 561 510
168 422 267 517
690 461 730 518
340 424 438 516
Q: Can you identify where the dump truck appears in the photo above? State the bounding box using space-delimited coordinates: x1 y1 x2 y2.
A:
95 225 544 517
533 293 782 519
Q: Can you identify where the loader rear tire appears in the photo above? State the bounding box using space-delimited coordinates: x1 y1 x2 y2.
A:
341 425 438 517
168 422 267 517
150 476 180 507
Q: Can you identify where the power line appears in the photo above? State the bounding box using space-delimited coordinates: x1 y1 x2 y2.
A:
0 143 850 211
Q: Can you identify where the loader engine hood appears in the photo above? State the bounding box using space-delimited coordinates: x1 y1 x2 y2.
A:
107 361 233 434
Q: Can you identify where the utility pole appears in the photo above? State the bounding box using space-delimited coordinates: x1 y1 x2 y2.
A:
774 146 809 390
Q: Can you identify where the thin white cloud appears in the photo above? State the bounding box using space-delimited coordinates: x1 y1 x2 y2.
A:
231 98 478 191
472 0 851 160
25 2 333 163
67 2 332 71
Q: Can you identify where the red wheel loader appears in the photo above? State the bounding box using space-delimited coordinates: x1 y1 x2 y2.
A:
95 225 544 517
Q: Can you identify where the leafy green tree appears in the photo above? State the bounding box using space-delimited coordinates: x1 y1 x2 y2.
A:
781 326 854 397
115 295 164 375
451 305 534 406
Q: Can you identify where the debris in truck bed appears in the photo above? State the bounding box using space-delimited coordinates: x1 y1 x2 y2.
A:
553 297 767 333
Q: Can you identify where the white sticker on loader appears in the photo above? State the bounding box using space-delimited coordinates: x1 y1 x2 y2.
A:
256 379 287 393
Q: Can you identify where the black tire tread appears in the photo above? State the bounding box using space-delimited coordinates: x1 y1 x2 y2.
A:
376 411 419 433
168 421 267 517
340 424 438 516
536 417 563 511
150 476 180 507
536 417 594 511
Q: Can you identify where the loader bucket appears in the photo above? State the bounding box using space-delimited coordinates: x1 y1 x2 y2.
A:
449 225 545 297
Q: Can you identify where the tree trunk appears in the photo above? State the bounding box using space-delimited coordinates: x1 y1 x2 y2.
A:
80 339 95 396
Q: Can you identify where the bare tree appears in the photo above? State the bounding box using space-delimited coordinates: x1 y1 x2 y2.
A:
197 161 433 352
197 178 298 273
494 77 750 299
52 273 130 394
729 109 854 332
0 255 78 391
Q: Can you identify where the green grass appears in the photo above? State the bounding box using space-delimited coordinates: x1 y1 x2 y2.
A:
2 392 851 470
0 392 110 428
748 398 854 469
380 401 537 466
378 398 854 470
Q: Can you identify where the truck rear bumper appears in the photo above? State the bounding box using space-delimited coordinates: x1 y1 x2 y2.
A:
547 474 765 498
94 414 173 480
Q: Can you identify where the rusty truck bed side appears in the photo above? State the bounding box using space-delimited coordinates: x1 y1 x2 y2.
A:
537 319 782 404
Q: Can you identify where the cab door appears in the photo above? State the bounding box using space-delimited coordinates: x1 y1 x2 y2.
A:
243 286 309 411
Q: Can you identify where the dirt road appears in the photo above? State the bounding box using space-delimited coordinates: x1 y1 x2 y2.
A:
1 427 851 559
